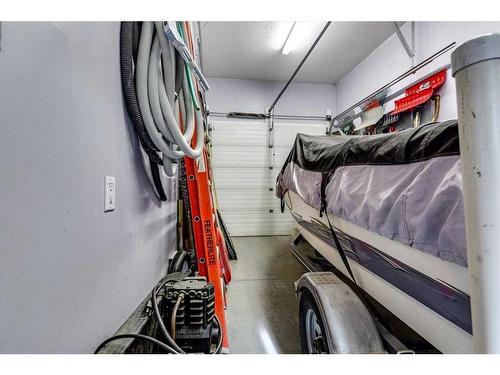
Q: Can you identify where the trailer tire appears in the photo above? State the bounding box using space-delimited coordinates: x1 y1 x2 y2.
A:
299 290 329 354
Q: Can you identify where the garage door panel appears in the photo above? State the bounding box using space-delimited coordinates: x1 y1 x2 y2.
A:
217 191 283 211
211 116 328 236
214 168 275 189
219 211 295 236
212 146 271 168
211 119 267 146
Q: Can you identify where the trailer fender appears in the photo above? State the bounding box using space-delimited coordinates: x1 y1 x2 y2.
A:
296 272 384 353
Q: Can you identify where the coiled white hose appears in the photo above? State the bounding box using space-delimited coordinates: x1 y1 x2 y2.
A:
136 21 204 177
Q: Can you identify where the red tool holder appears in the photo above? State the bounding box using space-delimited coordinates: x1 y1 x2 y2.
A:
363 98 382 111
392 69 447 115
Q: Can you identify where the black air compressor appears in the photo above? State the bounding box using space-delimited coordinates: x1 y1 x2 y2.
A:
161 274 219 353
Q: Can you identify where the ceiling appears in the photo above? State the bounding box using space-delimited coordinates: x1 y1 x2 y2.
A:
200 21 398 84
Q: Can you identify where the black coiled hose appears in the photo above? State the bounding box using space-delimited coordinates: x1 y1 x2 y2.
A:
120 21 167 201
120 22 162 164
167 250 189 274
150 161 167 201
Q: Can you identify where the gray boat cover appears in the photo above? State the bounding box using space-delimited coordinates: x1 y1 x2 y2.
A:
277 120 467 267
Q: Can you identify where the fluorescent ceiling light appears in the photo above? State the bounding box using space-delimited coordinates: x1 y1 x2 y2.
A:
281 22 297 55
281 22 321 55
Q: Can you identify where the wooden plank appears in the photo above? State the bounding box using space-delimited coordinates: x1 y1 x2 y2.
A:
97 291 152 354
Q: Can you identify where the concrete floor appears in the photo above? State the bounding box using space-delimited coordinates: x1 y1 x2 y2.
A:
225 235 306 353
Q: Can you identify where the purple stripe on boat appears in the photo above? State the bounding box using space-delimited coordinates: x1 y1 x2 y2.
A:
294 215 472 334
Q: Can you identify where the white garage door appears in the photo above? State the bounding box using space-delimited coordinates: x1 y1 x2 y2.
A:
210 116 328 236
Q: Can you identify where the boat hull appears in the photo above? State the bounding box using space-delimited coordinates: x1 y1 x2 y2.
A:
286 190 472 353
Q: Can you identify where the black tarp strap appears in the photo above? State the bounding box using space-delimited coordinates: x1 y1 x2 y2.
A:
278 180 286 213
323 207 356 283
319 171 356 283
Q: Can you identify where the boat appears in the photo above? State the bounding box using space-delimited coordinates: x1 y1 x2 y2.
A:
276 120 472 353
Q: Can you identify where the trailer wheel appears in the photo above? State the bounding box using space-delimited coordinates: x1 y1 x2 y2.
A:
299 290 329 354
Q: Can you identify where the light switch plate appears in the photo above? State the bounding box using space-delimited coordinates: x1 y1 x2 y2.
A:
104 176 115 212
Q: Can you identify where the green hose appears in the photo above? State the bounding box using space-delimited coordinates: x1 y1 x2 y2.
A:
177 22 200 111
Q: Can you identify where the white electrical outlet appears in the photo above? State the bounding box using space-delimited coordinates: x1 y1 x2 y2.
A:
104 176 115 212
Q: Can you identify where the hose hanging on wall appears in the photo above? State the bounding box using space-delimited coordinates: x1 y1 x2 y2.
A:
136 21 204 178
120 22 167 201
120 20 205 203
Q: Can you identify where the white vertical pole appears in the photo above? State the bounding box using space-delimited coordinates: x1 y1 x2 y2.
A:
452 34 500 353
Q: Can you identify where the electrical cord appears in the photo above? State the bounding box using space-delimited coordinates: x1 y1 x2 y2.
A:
152 279 185 353
170 294 184 340
95 276 224 354
94 333 177 354
94 277 184 355
152 275 224 355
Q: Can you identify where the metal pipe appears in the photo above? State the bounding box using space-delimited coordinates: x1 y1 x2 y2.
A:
272 114 330 121
452 33 500 353
392 21 414 58
268 22 331 114
196 21 205 72
269 108 276 165
282 21 297 54
329 41 456 133
208 111 330 121
411 21 415 67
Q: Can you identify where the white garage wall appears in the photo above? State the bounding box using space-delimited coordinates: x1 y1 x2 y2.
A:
206 78 336 236
0 22 177 353
336 22 500 121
